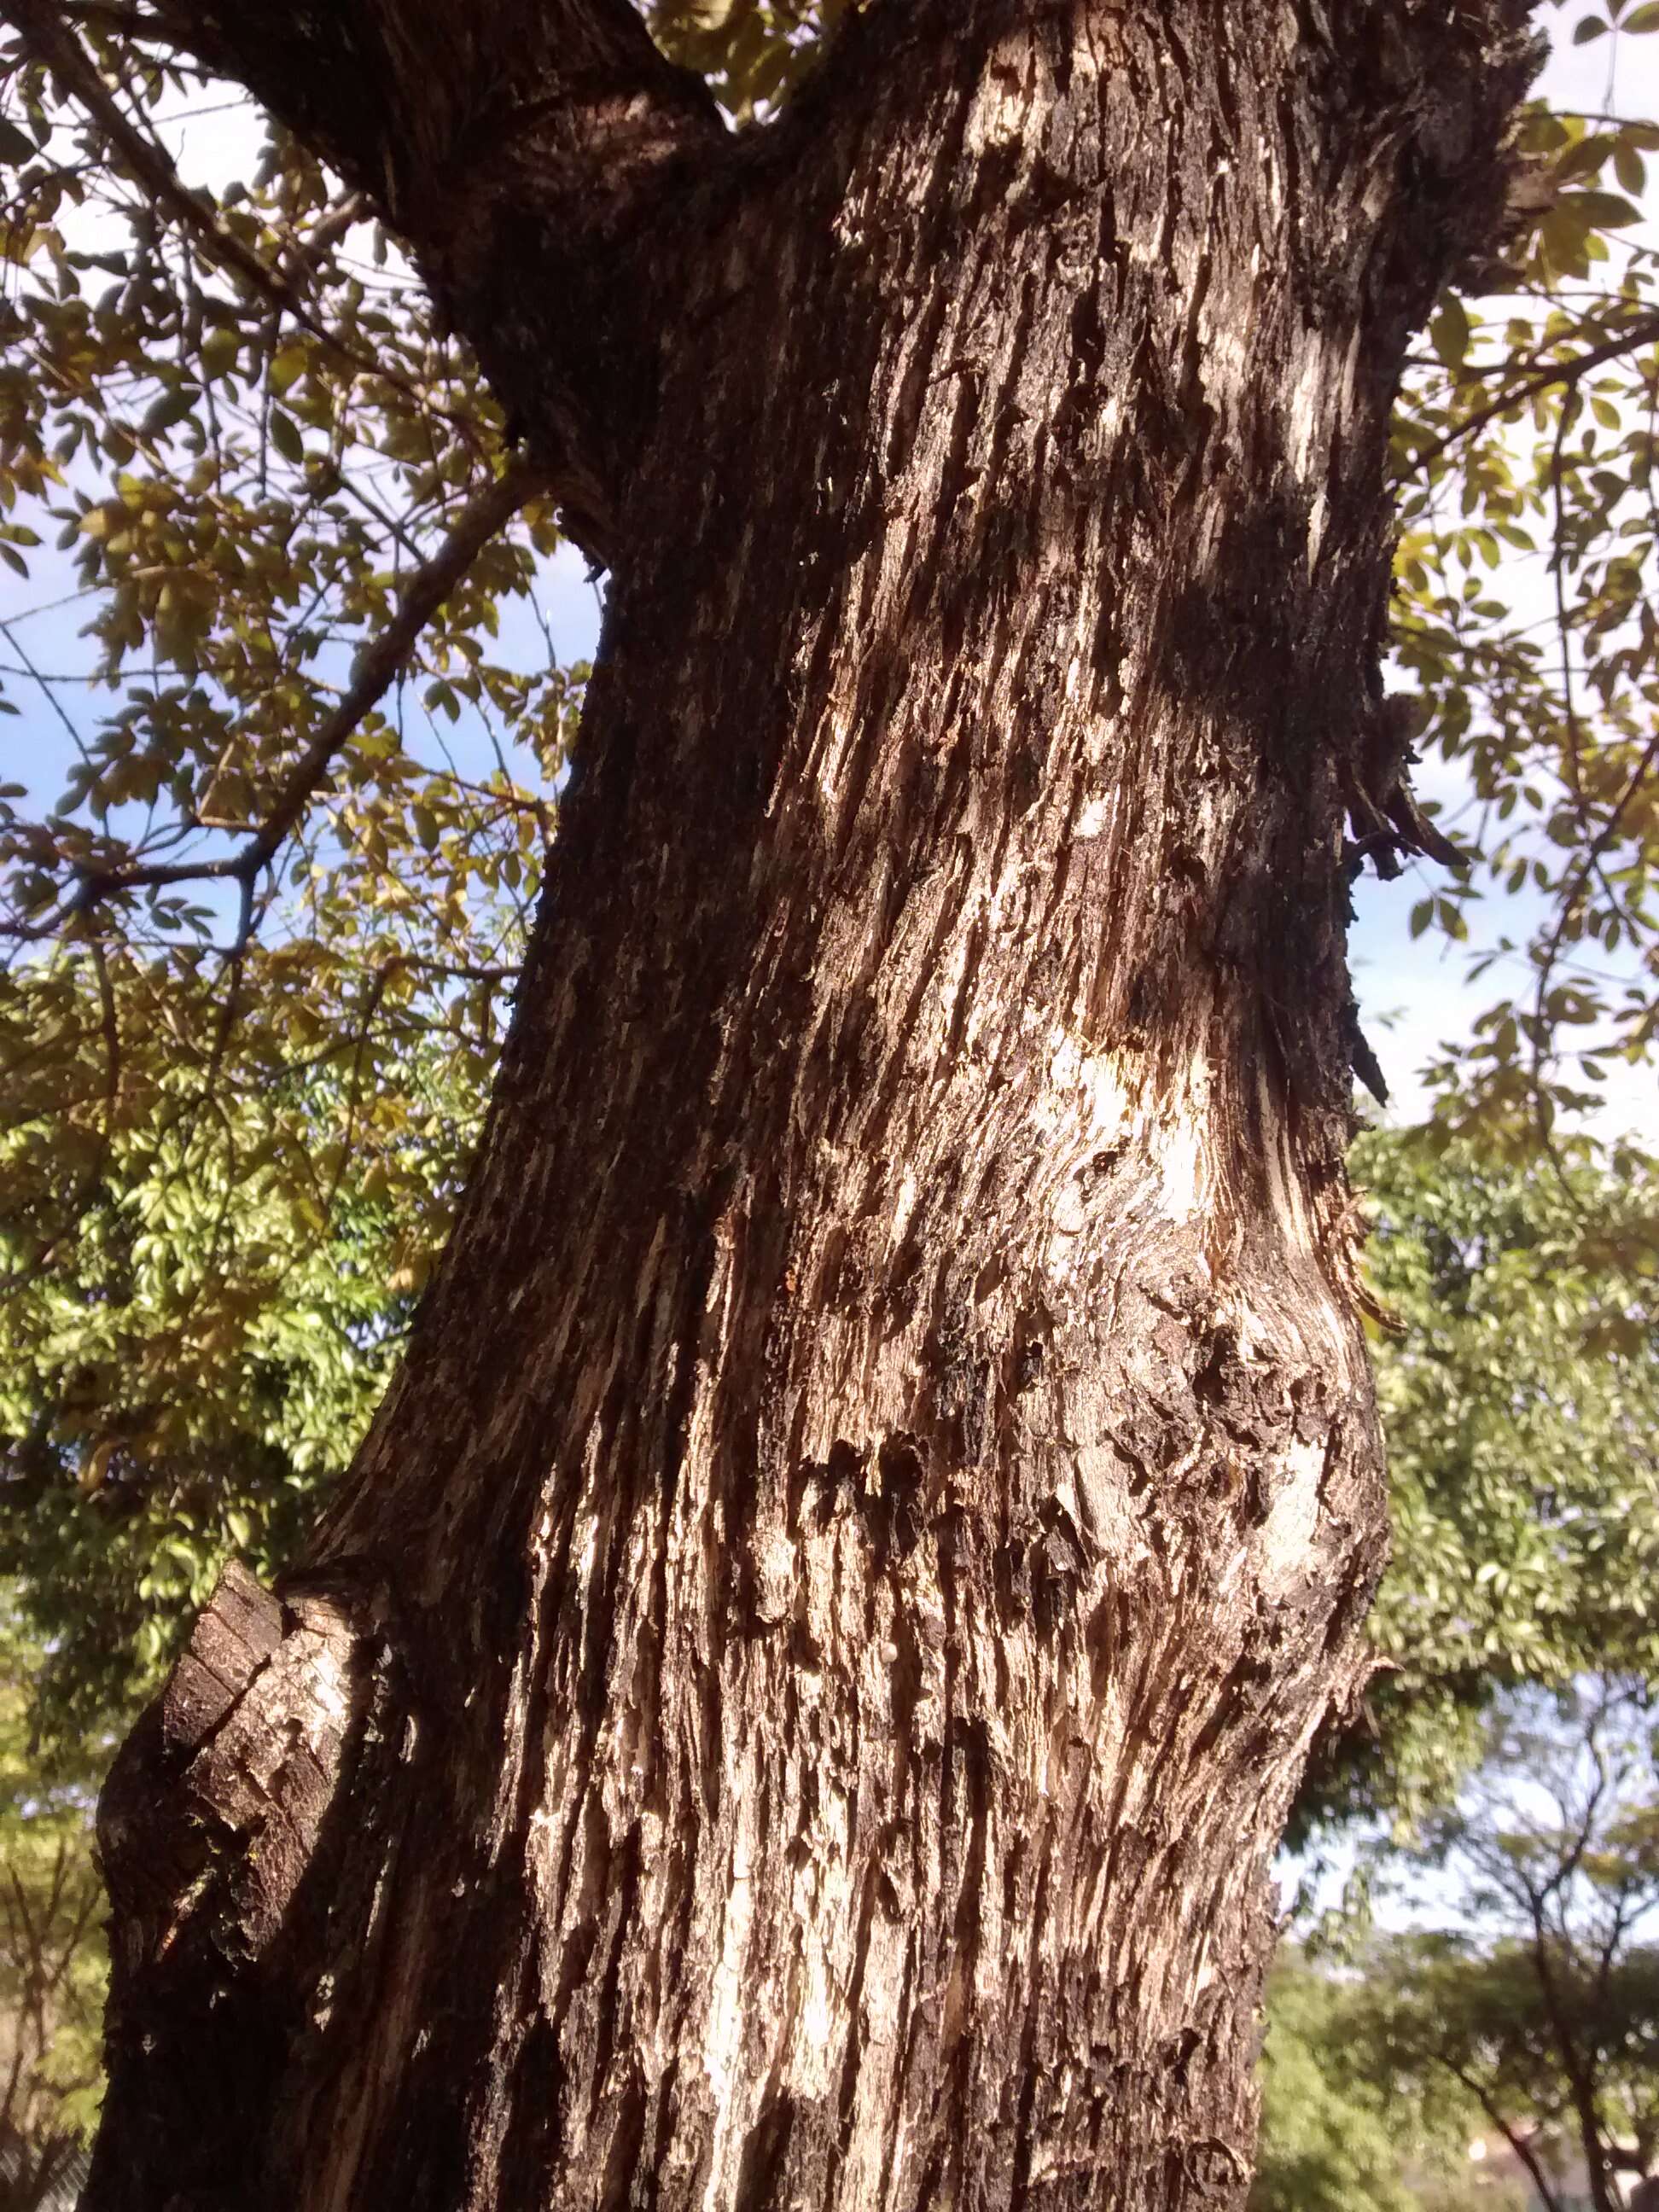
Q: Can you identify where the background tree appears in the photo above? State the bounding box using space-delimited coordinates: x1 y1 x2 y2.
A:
0 1102 425 2192
0 1042 444 1745
0 1598 104 2212
1298 1129 1659 1841
1250 1946 1506 2212
1261 1134 1659 2212
0 1 1650 2209
1355 1684 1659 2212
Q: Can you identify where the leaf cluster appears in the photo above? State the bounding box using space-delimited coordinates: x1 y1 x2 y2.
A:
1391 9 1659 1145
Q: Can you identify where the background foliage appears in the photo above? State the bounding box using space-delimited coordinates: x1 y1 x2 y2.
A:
1296 1131 1659 1840
1342 1685 1659 2212
1250 1947 1510 2212
0 1597 103 2198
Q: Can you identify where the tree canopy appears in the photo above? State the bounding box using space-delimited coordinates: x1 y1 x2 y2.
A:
1250 1947 1508 2212
1260 1682 1659 2212
1296 1128 1659 1839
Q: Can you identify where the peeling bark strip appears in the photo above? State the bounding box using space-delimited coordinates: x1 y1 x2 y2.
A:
88 5 1540 2209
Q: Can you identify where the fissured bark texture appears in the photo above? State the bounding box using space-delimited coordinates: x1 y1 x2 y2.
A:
88 4 1536 2208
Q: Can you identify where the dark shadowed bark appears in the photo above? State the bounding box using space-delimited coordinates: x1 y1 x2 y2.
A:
80 3 1540 2207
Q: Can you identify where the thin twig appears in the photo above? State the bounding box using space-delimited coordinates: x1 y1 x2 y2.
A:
62 461 544 920
57 0 192 45
4 1 486 451
1413 309 1659 468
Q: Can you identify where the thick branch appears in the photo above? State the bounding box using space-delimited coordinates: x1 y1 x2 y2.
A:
141 0 723 231
120 0 728 550
2 4 502 464
6 0 305 308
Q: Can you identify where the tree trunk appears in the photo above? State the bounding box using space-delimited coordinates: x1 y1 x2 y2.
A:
84 4 1538 2207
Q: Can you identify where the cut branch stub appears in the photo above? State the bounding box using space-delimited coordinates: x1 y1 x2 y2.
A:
93 1562 413 2209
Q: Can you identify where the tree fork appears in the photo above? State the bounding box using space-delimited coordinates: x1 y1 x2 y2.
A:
84 3 1540 2207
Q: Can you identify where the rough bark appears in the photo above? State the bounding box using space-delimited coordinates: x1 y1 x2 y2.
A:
85 3 1540 2208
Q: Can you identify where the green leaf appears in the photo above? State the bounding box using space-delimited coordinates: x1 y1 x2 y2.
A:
141 386 199 438
1430 294 1470 369
268 409 306 464
269 344 306 395
201 325 242 378
1562 189 1643 228
1556 136 1615 183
